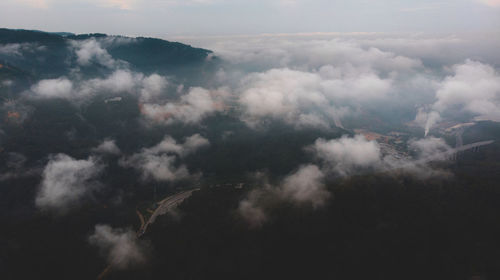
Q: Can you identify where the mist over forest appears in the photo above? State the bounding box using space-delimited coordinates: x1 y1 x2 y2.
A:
1 27 500 280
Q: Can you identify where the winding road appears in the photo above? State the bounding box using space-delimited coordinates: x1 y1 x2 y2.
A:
138 189 198 237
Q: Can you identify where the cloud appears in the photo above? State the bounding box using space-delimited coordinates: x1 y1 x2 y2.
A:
238 67 391 129
211 36 498 133
81 70 167 101
205 35 476 132
0 43 26 56
5 152 27 169
70 38 117 68
89 225 146 269
409 137 453 160
311 134 454 178
0 152 39 181
279 164 329 207
84 70 140 93
140 87 221 125
237 165 328 227
238 189 268 228
311 135 381 176
143 133 209 157
119 134 209 182
238 132 456 226
30 78 74 99
29 69 168 101
139 74 168 102
432 60 500 122
413 59 500 133
35 154 104 210
239 68 328 127
125 153 189 182
219 37 498 132
193 33 500 130
182 134 211 154
237 133 455 227
205 36 422 74
92 139 121 155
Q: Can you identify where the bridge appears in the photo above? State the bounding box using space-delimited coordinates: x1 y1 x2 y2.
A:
418 140 494 164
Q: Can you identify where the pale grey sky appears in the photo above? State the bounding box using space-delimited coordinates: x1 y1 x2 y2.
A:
0 0 499 37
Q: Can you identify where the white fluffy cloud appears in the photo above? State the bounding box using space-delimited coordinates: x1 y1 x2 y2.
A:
140 87 221 125
89 225 146 269
119 134 209 182
129 153 189 182
85 70 139 93
415 59 500 132
142 134 209 157
140 74 168 102
311 135 381 176
29 70 168 101
198 34 500 130
30 39 167 101
238 165 329 227
212 37 420 130
433 60 500 121
239 68 327 126
209 37 422 74
216 38 499 139
31 78 74 99
311 134 454 177
279 164 329 207
36 154 104 210
92 139 121 155
238 67 391 129
84 70 167 101
71 38 116 68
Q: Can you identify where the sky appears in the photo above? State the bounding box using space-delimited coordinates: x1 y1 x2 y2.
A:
0 0 499 37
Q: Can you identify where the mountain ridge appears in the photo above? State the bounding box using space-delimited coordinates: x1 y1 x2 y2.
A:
0 28 215 79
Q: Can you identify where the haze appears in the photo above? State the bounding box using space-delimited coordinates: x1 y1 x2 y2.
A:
0 0 499 36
